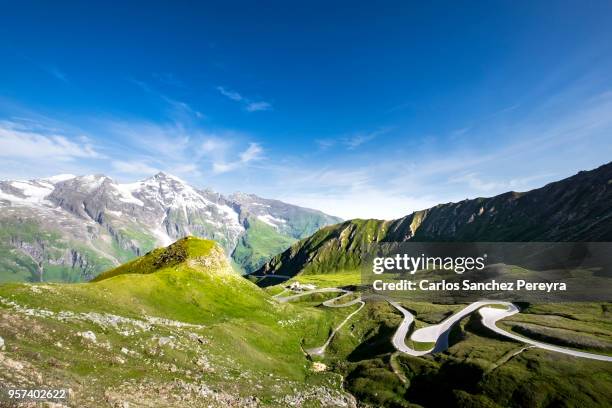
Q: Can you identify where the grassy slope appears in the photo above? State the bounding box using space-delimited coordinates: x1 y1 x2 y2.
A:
232 217 297 274
0 237 352 406
0 218 117 283
92 236 216 282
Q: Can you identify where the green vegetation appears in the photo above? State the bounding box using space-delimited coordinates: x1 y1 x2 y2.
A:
254 219 391 278
314 299 612 408
289 271 362 287
408 341 435 351
1 235 611 406
0 218 118 283
0 237 354 406
92 237 216 282
500 302 612 355
116 224 159 255
232 217 296 273
0 243 39 283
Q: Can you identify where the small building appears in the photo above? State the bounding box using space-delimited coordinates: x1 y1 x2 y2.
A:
288 282 316 291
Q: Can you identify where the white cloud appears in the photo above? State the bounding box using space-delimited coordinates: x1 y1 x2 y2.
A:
288 168 371 191
343 131 380 149
96 117 263 180
239 143 263 162
169 163 200 175
450 172 556 193
212 162 235 174
106 120 192 161
281 189 438 220
252 87 612 219
0 121 100 160
131 79 204 121
216 86 272 112
2 70 612 222
112 160 158 175
213 142 264 174
316 128 390 151
200 138 229 155
216 86 243 102
245 101 272 112
315 139 335 150
449 173 501 192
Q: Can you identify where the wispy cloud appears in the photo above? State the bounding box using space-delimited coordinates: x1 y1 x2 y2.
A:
97 116 264 180
0 118 107 180
449 126 471 139
1 63 611 221
44 65 68 83
450 172 556 192
343 128 389 149
0 120 100 160
111 160 159 176
239 142 263 162
264 85 612 219
315 139 336 150
216 86 273 112
216 86 243 102
200 138 230 154
245 101 272 112
213 142 264 174
315 128 391 151
131 79 204 119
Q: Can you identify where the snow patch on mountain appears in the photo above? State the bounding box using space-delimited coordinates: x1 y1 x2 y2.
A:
112 183 145 206
0 170 341 280
258 214 287 228
0 180 54 206
79 175 108 192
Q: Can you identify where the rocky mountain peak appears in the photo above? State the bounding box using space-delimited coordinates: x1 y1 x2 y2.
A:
149 171 186 184
0 170 342 281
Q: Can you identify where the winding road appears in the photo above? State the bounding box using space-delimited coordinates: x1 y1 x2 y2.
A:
275 288 365 356
478 304 612 362
275 287 612 362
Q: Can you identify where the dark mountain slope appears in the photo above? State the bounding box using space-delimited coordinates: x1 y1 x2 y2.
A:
255 161 612 277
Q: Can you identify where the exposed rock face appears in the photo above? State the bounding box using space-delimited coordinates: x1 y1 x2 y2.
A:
0 173 341 282
256 162 612 277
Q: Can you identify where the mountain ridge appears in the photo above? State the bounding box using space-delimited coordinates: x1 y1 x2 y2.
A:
255 161 612 277
0 172 342 282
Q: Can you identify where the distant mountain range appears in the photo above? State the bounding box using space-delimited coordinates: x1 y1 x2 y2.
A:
0 172 341 282
255 161 612 278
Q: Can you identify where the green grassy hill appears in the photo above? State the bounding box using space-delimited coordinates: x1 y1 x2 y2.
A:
0 237 355 406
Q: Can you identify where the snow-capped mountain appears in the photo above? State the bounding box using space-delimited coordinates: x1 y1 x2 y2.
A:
0 172 341 282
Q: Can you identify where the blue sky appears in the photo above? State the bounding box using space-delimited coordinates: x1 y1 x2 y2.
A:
1 1 612 219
